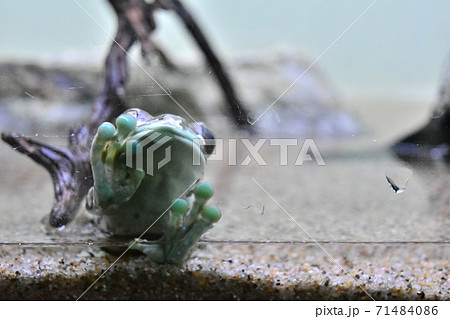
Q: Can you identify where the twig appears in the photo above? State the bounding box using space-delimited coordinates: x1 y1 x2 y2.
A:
168 0 253 129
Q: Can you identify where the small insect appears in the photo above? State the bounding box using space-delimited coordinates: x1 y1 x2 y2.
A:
385 175 407 194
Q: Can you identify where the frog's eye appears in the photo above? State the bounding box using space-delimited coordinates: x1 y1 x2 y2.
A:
125 109 139 118
191 123 215 155
124 108 153 125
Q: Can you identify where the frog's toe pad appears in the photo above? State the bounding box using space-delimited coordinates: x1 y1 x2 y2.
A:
194 182 214 200
171 198 189 216
91 122 117 162
97 122 116 141
116 114 137 137
94 114 138 147
201 206 221 224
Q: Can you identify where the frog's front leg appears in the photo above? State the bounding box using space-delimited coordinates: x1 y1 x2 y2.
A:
86 114 145 212
130 182 221 264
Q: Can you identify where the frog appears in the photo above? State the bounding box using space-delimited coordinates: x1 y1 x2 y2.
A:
85 108 221 264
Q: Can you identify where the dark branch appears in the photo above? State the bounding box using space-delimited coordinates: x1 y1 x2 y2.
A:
168 0 254 131
1 132 84 226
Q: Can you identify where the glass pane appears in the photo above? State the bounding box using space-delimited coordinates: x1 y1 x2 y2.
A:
0 0 448 300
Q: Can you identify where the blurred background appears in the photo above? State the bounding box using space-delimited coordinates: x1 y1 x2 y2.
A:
1 0 449 101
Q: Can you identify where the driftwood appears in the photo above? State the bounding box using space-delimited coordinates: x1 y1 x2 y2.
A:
1 0 252 227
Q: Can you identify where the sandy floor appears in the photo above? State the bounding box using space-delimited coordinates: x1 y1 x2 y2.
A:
0 243 447 300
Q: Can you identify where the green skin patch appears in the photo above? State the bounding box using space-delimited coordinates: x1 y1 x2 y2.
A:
86 108 220 264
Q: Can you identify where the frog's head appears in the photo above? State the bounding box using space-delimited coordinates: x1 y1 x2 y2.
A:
123 108 215 160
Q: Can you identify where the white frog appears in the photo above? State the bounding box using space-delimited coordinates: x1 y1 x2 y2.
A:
86 108 220 263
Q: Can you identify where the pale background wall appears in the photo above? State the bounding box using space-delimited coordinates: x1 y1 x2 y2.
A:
1 0 449 103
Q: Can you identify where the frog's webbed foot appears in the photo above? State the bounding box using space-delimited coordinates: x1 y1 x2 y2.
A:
129 182 221 264
87 114 145 211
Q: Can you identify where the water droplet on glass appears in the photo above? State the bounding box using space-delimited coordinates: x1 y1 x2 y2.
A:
247 113 256 125
271 108 280 124
385 167 413 194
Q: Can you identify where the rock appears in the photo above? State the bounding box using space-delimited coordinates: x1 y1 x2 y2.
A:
0 63 99 134
0 48 360 138
230 49 360 138
434 53 450 118
0 63 99 102
393 53 450 163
